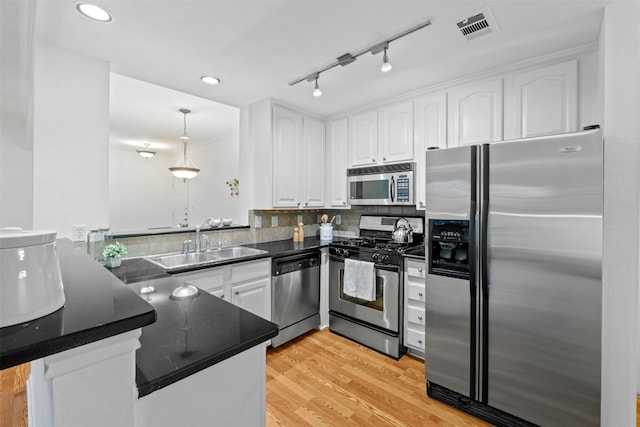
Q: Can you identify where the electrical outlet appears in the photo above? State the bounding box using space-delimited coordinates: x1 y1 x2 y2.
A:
254 215 262 228
336 215 342 225
297 214 303 223
72 224 87 242
271 216 278 228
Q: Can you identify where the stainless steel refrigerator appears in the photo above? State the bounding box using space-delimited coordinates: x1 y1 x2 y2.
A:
424 129 602 426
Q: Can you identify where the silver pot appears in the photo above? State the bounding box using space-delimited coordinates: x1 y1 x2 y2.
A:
392 218 414 244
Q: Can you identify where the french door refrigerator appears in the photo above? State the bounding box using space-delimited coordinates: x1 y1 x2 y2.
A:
424 129 602 426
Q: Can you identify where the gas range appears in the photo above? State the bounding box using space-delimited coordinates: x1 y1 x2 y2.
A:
329 215 424 266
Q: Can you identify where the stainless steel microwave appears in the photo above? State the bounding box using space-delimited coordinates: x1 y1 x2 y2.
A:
347 162 414 205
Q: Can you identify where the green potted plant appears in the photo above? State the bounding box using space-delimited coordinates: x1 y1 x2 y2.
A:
103 241 128 268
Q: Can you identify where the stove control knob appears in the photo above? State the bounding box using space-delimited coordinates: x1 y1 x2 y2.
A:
380 255 389 263
371 253 379 262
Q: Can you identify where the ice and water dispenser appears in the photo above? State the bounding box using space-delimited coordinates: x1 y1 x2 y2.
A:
428 220 470 279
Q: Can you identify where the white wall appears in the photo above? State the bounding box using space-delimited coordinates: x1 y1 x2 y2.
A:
599 1 640 425
32 43 110 237
0 0 34 229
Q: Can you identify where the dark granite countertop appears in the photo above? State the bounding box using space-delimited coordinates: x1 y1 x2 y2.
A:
127 278 278 397
0 239 156 370
402 244 426 260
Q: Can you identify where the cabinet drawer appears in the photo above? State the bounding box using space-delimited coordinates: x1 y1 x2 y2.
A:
231 258 271 284
407 263 426 279
407 305 426 326
406 328 425 351
407 282 426 302
178 269 225 293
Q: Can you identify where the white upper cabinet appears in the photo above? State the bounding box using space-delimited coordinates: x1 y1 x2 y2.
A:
272 106 303 207
327 118 349 208
272 105 325 209
349 101 414 167
379 101 414 164
302 116 326 208
509 59 578 139
413 92 447 210
448 78 503 147
349 110 378 167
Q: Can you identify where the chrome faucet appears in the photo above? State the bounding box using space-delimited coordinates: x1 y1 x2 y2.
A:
195 218 216 252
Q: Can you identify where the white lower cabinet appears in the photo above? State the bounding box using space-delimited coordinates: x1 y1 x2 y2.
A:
174 258 271 320
404 258 426 357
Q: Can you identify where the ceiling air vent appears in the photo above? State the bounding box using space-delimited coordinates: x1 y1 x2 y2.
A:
456 7 499 41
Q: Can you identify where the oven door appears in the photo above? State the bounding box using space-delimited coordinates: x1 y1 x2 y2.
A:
328 257 400 332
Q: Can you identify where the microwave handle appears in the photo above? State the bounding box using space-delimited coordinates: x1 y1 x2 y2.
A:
390 176 395 202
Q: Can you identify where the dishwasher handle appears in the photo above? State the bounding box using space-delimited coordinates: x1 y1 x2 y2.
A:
272 251 320 276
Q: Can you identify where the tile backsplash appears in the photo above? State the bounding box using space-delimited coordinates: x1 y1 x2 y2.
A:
104 206 420 258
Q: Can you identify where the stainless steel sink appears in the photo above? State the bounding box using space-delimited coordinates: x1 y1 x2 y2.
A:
146 246 268 271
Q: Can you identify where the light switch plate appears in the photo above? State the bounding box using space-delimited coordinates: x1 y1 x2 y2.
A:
271 216 278 227
336 215 342 225
297 214 303 223
254 215 262 228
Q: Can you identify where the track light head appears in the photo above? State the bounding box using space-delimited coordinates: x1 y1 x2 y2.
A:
313 76 322 97
381 47 392 73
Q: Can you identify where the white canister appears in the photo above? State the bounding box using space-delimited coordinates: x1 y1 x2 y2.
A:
320 224 333 242
0 228 65 327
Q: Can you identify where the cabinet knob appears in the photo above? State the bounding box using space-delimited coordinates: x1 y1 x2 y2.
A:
372 158 376 162
305 202 308 206
418 292 423 297
418 268 423 273
343 201 347 206
419 201 425 207
383 157 387 161
418 339 423 344
234 290 239 295
297 202 301 207
418 315 423 320
221 294 225 299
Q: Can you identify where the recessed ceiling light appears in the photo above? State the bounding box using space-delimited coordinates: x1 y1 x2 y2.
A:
75 3 112 22
200 76 221 85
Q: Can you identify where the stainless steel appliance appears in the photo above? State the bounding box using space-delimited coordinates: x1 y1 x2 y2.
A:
329 215 424 358
271 251 320 347
347 162 414 205
424 129 603 426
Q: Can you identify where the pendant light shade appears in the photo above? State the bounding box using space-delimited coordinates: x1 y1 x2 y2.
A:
169 109 200 179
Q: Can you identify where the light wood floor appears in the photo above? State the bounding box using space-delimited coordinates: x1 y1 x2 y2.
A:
2 332 640 426
267 329 490 426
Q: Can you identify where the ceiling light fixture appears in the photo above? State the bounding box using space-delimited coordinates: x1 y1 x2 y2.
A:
75 2 112 22
200 76 221 85
312 75 322 97
169 109 200 180
288 19 430 94
136 143 156 158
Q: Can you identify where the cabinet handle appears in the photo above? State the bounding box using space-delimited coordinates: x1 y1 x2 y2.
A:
418 315 423 320
234 290 239 295
418 292 423 297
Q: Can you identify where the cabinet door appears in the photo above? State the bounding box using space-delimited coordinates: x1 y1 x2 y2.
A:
448 79 503 147
273 106 303 208
511 59 578 138
302 117 326 208
413 92 447 210
380 101 414 163
176 266 227 300
349 110 378 167
326 118 349 208
231 278 271 320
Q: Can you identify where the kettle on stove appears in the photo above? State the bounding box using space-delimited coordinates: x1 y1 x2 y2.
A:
392 218 414 244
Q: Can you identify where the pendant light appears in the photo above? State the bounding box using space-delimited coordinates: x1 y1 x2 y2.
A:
169 108 200 180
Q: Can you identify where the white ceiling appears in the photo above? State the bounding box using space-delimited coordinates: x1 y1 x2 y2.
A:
33 0 605 151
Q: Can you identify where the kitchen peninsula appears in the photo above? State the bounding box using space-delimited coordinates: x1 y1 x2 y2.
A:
0 239 278 427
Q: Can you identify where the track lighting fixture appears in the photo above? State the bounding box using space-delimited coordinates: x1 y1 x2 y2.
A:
313 75 322 97
289 19 431 95
381 47 392 73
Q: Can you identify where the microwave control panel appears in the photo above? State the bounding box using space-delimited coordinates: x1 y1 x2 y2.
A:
396 176 410 202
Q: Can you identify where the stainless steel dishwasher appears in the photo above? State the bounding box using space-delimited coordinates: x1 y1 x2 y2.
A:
271 251 320 347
